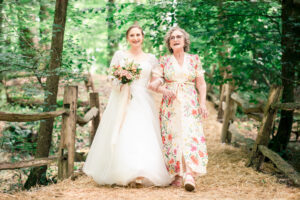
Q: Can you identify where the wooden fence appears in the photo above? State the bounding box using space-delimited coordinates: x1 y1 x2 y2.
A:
0 86 100 180
213 84 300 186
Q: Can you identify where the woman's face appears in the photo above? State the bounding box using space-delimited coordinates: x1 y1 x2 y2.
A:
170 30 185 52
127 28 144 48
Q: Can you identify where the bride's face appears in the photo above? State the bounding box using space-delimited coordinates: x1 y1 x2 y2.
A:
127 28 144 48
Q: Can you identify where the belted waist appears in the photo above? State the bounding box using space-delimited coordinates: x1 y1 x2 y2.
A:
165 80 195 103
165 80 195 85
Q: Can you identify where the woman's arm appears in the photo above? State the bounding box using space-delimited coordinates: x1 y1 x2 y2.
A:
149 77 176 100
196 76 208 118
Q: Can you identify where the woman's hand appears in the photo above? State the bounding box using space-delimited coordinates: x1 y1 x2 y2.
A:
198 104 208 119
148 78 163 91
162 88 176 100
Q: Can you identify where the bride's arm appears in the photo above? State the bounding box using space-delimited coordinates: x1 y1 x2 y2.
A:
148 55 176 99
148 55 164 91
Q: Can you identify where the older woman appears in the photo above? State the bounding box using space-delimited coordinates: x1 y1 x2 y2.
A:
149 27 208 191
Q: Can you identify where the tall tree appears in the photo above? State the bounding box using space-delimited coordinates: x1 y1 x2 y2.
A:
0 0 3 40
216 0 229 122
107 0 117 67
16 0 38 59
25 0 69 189
39 0 51 50
269 0 299 154
0 0 3 83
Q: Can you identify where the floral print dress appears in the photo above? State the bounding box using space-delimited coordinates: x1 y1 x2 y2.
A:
153 53 208 178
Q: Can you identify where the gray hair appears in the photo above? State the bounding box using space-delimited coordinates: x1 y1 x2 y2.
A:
164 27 190 53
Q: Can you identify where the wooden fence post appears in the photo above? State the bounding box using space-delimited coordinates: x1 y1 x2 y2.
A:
221 83 235 143
58 86 78 180
246 86 282 169
89 92 100 145
217 84 226 122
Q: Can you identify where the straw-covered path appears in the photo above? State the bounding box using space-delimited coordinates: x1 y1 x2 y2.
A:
1 75 300 200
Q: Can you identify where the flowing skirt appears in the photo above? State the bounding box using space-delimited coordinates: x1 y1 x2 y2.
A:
83 85 172 186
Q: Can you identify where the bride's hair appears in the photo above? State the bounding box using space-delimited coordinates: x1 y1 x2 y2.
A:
126 24 144 38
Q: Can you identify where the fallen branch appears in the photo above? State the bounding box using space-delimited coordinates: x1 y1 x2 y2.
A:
258 145 300 186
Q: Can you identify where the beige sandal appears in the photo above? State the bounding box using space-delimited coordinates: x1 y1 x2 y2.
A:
184 173 195 192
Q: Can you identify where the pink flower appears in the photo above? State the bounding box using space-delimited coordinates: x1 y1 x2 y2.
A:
198 151 204 157
125 73 133 80
201 136 206 143
191 155 198 165
162 136 165 144
191 100 195 106
175 161 180 173
191 145 197 152
192 137 199 144
167 112 171 118
192 109 197 116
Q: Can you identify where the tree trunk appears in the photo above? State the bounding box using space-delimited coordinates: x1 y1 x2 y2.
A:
16 0 38 58
216 0 229 122
39 0 51 50
0 0 3 84
0 0 3 40
24 0 69 189
107 0 117 67
269 0 299 154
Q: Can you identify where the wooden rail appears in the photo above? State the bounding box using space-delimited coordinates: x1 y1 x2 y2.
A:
0 86 100 181
0 152 87 170
0 109 68 122
77 107 99 126
271 102 300 111
230 93 264 114
216 84 299 186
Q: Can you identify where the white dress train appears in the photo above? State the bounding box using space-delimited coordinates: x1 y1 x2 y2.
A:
83 50 172 186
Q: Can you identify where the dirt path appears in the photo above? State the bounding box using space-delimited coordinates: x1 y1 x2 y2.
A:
1 75 300 200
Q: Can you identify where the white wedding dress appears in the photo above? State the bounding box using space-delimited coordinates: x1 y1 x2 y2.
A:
83 50 172 186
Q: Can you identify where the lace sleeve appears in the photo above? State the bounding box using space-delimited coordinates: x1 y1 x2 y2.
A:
151 55 165 84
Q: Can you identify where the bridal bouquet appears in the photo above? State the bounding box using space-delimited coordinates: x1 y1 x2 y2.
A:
111 60 142 85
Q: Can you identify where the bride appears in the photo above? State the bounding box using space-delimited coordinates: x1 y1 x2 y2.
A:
83 25 172 186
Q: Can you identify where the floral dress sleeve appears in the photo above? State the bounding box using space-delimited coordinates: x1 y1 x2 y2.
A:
194 55 205 77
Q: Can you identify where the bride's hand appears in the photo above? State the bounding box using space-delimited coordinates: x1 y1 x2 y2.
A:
120 84 126 91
